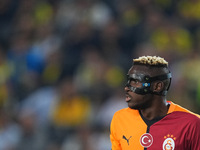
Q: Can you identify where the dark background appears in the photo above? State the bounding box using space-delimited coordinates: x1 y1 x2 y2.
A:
0 0 199 149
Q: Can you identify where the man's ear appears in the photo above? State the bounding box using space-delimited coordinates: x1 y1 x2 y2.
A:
152 81 164 93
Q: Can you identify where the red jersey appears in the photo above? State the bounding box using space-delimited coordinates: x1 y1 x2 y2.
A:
110 101 200 150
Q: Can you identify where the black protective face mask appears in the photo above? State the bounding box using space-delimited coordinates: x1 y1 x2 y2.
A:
125 73 172 96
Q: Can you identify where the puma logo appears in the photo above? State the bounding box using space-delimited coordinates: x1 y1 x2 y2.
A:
122 135 132 145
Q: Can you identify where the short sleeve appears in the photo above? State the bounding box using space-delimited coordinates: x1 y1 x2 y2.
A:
187 116 200 149
110 113 122 150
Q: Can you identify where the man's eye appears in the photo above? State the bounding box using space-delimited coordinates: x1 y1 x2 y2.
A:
130 79 139 84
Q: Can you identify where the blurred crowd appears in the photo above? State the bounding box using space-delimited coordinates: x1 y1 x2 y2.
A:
0 0 200 150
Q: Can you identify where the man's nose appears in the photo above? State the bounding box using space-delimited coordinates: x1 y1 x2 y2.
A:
124 85 130 92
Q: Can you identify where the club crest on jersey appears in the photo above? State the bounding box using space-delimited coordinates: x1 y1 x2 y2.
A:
140 133 153 148
162 134 176 150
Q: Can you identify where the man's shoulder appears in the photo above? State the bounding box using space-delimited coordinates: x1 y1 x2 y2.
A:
169 101 200 118
169 111 200 122
165 111 200 133
113 107 139 118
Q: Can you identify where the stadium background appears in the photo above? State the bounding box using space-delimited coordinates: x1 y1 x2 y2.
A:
0 0 200 149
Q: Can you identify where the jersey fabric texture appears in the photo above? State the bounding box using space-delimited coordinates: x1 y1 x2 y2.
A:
110 101 200 150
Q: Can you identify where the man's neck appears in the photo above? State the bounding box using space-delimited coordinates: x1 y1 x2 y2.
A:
139 99 169 120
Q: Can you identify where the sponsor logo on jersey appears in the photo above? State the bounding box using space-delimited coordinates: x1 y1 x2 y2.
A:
122 135 132 145
162 134 176 150
140 133 153 148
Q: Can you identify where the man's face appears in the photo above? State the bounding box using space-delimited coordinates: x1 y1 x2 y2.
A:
124 65 153 110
